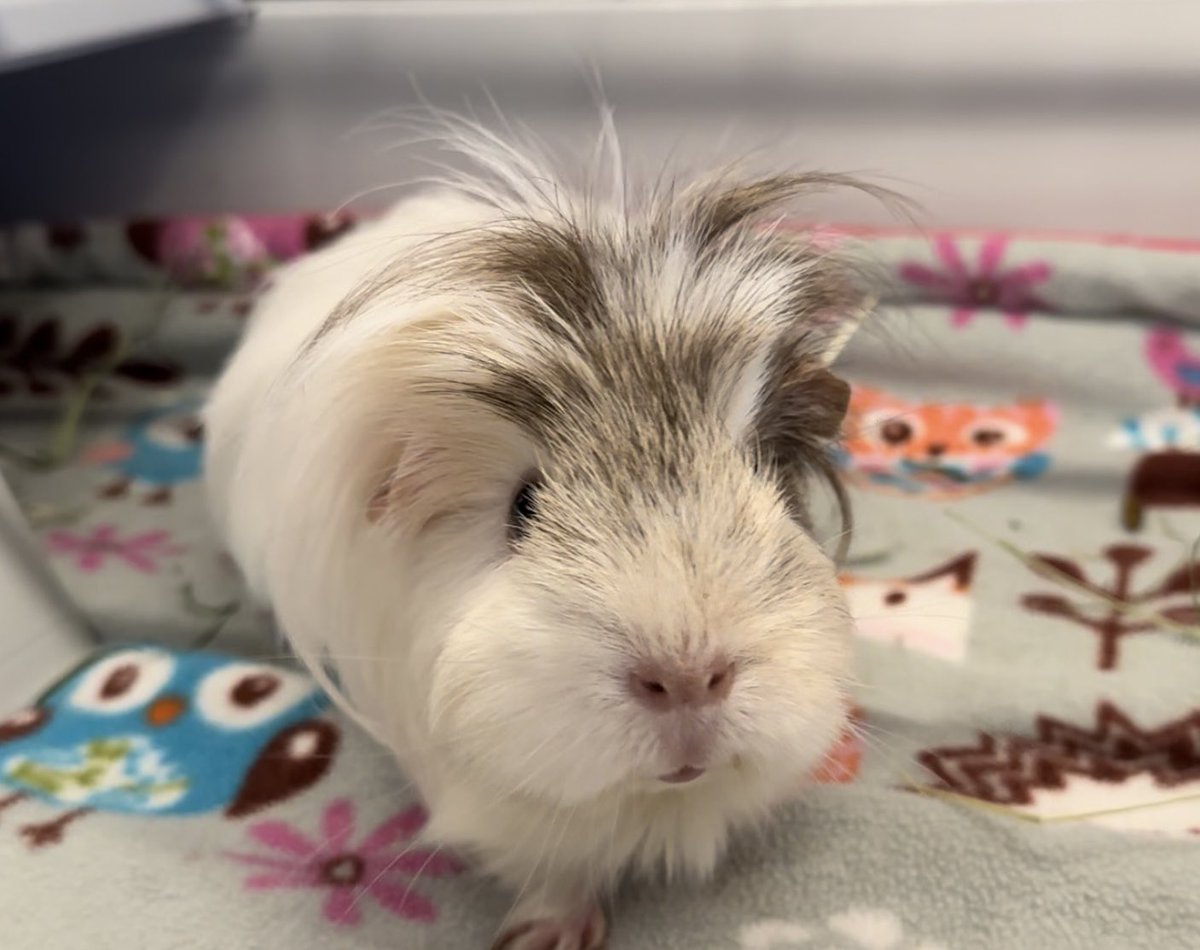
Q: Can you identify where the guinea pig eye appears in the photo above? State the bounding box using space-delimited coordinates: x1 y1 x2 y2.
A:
507 477 541 544
195 663 315 730
69 649 176 715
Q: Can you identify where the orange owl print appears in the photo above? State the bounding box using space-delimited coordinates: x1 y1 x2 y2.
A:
836 386 1059 500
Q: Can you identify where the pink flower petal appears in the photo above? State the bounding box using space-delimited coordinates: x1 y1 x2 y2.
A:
976 234 1008 277
933 234 967 277
950 308 976 328
321 799 356 853
358 804 427 855
998 280 1051 311
224 852 308 874
377 849 463 879
77 550 106 572
242 215 309 260
247 820 321 857
127 530 171 546
368 879 437 922
1003 312 1030 329
323 887 363 926
244 872 316 891
118 550 161 573
44 532 80 553
898 262 958 293
1001 260 1052 286
93 524 117 542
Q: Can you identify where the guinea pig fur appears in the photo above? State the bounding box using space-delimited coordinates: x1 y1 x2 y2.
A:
203 120 874 950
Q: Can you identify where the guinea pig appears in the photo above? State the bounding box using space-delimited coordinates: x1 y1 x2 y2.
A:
203 120 874 949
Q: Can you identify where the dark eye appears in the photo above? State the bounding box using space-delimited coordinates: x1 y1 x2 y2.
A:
232 674 280 708
101 664 138 699
508 478 541 543
182 417 204 442
69 650 175 714
972 428 1004 447
881 420 913 445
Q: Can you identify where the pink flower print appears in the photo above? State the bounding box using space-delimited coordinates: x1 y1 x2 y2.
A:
45 523 185 573
227 799 461 927
241 212 356 260
156 217 272 289
899 234 1052 329
1145 327 1200 406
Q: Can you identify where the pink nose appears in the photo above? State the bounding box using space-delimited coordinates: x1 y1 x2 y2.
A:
629 658 736 712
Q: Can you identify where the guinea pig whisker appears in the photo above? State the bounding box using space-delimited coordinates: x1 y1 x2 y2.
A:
284 747 401 762
311 653 417 664
820 525 856 548
362 720 597 776
599 793 625 896
224 650 416 665
504 725 600 801
507 735 566 798
350 840 444 927
847 611 975 622
274 836 436 948
500 801 581 935
500 812 557 927
851 720 917 765
856 722 910 751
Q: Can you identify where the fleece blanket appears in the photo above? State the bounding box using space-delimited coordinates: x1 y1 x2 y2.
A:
1 215 1199 950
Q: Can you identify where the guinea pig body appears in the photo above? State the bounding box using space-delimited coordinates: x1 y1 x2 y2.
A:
204 132 866 949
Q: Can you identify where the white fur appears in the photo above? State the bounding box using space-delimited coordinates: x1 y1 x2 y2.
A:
205 127 862 942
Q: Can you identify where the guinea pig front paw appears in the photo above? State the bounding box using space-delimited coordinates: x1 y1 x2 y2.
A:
491 902 606 950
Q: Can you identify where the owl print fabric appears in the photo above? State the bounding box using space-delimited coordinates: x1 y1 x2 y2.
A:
0 647 336 820
2 215 1200 949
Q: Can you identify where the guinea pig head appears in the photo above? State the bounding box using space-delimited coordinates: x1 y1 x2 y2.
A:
352 177 866 808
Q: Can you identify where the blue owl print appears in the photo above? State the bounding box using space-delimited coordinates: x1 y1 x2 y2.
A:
0 647 339 847
86 403 205 505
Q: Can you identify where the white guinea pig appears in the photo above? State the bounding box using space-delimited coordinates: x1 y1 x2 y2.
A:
204 124 872 949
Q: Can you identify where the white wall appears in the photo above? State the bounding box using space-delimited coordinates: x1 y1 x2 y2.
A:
1 0 1198 235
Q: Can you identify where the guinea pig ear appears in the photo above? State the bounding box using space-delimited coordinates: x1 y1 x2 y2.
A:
752 354 854 547
365 431 491 531
366 439 444 525
361 386 530 531
751 294 875 448
811 295 877 369
750 353 849 457
793 366 853 443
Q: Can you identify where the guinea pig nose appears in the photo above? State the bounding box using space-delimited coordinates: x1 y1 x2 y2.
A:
629 659 736 712
926 443 947 457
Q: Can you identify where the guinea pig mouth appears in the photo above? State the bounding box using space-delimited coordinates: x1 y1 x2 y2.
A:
658 765 706 784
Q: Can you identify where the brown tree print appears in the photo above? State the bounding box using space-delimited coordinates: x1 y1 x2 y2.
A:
1021 544 1200 670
